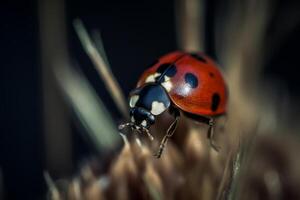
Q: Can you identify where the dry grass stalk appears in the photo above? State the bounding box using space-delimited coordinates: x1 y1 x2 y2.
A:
236 135 300 200
49 115 237 200
54 64 121 152
73 19 129 119
175 0 205 52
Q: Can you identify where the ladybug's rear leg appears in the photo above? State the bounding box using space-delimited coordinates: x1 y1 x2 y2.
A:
154 110 180 158
182 111 220 152
207 118 220 152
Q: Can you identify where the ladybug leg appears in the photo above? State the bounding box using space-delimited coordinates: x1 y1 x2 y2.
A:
154 111 180 158
207 118 220 152
141 127 154 141
118 122 133 130
119 122 142 141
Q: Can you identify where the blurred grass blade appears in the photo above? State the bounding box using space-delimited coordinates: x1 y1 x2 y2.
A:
143 169 163 200
226 150 242 200
55 64 121 152
175 0 205 52
215 0 271 78
73 19 129 120
44 172 61 200
91 30 111 70
216 150 237 200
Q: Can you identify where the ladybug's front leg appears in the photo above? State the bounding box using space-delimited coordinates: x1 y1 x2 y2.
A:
154 110 180 158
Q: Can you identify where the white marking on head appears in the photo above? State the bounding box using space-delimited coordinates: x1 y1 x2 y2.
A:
161 81 172 92
151 101 167 115
129 95 139 108
164 75 170 82
160 75 172 92
131 116 135 123
141 120 147 127
145 72 161 83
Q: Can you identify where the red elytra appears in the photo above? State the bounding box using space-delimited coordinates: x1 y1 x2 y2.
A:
136 51 227 117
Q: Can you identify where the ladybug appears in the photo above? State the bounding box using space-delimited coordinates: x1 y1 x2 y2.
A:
119 51 227 158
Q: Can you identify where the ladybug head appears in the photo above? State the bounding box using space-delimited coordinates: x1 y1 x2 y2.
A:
130 107 155 129
128 83 171 131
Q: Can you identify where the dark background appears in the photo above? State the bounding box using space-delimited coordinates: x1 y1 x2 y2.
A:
1 0 300 199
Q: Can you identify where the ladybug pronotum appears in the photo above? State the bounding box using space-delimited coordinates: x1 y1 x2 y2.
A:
119 51 227 158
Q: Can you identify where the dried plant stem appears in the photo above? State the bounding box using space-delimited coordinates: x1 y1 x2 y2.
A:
55 64 121 152
74 19 129 119
216 149 238 200
175 0 205 52
39 0 72 175
44 172 61 200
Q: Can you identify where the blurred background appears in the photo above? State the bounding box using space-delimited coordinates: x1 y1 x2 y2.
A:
1 0 300 199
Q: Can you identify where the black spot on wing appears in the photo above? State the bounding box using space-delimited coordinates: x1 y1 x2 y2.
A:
184 73 198 88
156 63 177 82
155 63 172 82
190 53 207 63
209 72 215 78
156 63 171 74
211 93 220 111
164 64 177 77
